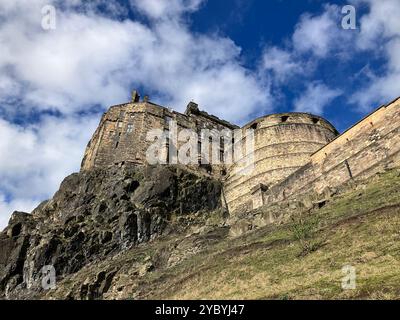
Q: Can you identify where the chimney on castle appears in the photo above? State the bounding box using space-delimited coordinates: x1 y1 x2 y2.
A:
143 95 149 103
185 101 199 115
131 90 140 103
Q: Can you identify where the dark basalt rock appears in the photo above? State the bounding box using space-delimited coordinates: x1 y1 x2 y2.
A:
0 164 222 299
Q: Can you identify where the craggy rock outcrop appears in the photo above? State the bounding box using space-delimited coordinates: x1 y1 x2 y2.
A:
0 164 222 299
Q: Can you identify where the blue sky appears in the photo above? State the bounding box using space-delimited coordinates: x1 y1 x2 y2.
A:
0 0 400 228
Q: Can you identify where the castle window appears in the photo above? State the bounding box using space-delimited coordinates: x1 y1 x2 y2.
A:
220 137 225 162
115 133 121 148
166 134 170 164
220 137 224 149
117 121 123 128
109 131 114 137
281 116 289 123
312 117 319 124
127 124 134 133
165 116 173 126
220 150 224 162
250 123 258 130
198 141 202 164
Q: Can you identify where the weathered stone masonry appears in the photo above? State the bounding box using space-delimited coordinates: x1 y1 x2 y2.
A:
224 113 338 213
259 97 400 207
81 92 238 177
81 91 400 216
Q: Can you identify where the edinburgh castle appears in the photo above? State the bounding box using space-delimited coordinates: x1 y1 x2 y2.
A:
81 91 400 216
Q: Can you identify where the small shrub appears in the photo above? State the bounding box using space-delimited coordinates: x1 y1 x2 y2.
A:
290 214 323 256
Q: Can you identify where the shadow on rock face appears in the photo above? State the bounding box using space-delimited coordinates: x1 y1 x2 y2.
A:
0 164 223 299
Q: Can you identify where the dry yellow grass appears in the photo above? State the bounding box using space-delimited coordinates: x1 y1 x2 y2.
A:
144 170 400 300
49 169 400 300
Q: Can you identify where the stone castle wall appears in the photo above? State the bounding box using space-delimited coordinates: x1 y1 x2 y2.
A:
81 97 238 178
224 113 338 213
81 91 400 216
259 97 400 207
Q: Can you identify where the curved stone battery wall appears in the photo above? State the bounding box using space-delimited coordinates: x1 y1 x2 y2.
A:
224 113 338 213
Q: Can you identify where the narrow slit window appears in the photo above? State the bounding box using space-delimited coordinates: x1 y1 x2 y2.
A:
165 116 173 127
198 141 202 164
220 150 224 162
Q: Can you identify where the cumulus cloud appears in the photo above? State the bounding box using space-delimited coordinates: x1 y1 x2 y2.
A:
0 0 270 120
0 0 271 228
258 4 350 114
261 47 304 83
288 0 400 112
0 115 99 228
355 0 400 50
130 0 203 19
0 195 39 230
349 0 400 110
294 82 342 115
292 4 351 58
261 1 400 114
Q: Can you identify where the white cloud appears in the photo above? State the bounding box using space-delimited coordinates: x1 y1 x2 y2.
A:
294 82 342 115
261 47 304 83
0 0 272 228
349 0 400 110
292 4 348 58
0 115 99 229
0 194 39 230
0 2 154 113
355 0 400 50
260 1 400 113
0 0 270 120
130 0 203 19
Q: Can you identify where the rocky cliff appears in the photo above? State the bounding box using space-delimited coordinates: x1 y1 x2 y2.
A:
0 164 224 299
1 164 400 300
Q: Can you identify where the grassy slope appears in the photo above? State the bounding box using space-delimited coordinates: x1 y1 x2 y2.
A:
140 169 400 300
50 169 400 300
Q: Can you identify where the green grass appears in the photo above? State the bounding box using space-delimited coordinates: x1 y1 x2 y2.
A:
48 169 400 300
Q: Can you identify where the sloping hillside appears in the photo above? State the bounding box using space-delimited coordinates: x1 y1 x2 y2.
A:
44 168 400 300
